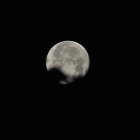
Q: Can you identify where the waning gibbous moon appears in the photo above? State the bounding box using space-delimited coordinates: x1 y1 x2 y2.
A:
46 41 90 85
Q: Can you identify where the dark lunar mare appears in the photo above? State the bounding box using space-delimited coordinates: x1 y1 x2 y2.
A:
75 57 85 74
53 43 80 60
63 46 79 57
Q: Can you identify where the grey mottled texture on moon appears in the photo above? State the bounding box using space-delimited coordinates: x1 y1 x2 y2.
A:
46 41 90 84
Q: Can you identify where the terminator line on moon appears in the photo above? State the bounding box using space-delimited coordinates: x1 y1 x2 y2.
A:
46 41 90 84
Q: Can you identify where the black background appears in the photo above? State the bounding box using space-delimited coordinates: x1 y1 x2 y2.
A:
1 1 139 139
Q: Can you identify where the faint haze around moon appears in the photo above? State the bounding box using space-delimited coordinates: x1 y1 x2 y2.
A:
46 41 90 85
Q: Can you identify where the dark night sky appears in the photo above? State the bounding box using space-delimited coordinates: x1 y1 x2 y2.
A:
1 2 139 138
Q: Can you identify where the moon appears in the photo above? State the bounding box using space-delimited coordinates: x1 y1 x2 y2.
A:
46 41 90 84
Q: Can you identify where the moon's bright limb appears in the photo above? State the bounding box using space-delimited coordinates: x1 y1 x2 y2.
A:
46 41 90 84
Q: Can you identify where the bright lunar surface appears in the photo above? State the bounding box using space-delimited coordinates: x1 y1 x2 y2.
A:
46 41 90 84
